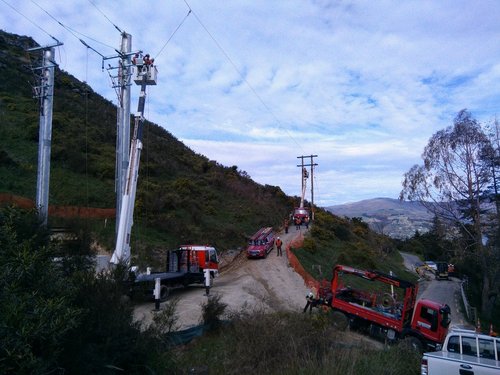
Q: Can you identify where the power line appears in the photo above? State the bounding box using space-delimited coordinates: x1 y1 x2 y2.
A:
87 0 122 33
0 0 57 41
154 8 192 60
183 0 305 153
30 0 115 51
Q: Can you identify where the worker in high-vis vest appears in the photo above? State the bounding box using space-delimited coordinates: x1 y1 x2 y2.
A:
276 237 283 256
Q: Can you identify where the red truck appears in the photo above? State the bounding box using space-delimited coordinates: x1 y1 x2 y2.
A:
246 227 275 258
293 207 310 225
318 265 451 351
129 245 219 301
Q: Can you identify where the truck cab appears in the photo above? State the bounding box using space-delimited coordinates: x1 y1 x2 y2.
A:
168 245 219 276
410 299 451 349
421 328 500 375
246 227 275 258
293 207 310 225
441 328 499 360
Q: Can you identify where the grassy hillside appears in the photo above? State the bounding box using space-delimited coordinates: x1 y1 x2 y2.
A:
294 209 416 283
1 30 410 279
0 30 295 264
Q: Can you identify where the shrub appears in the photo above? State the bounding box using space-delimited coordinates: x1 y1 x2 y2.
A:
303 236 318 253
0 207 175 374
201 293 228 329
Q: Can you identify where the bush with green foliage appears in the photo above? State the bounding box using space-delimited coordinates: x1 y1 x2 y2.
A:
0 207 81 373
173 310 421 374
293 209 414 282
0 207 174 374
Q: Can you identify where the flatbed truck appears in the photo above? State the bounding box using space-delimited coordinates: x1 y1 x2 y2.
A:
318 265 451 351
128 245 219 301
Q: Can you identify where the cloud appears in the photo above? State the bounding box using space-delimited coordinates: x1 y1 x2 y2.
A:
2 0 500 206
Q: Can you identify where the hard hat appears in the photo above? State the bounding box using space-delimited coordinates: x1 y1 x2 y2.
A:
277 237 280 239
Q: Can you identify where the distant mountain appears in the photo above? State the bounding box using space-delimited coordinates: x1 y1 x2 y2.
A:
326 197 434 239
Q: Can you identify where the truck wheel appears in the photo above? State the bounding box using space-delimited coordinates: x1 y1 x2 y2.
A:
160 285 170 302
400 336 423 352
330 311 349 331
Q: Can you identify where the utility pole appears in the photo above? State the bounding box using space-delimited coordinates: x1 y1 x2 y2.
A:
298 155 305 203
297 155 318 220
110 54 157 265
309 154 317 221
104 32 134 233
116 33 132 232
29 40 63 227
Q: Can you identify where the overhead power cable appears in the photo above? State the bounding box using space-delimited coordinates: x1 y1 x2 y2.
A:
79 39 104 58
87 0 122 33
154 8 192 60
182 0 304 153
30 0 115 51
0 0 57 42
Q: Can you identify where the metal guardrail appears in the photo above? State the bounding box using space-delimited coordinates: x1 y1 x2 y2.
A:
461 278 477 323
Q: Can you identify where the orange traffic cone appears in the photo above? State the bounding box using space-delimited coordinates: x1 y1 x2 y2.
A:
490 324 498 337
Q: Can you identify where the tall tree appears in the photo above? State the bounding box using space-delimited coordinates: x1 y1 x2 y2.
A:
400 109 496 315
482 118 500 318
484 118 500 226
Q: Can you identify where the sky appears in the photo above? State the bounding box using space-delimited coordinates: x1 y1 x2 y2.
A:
2 0 500 207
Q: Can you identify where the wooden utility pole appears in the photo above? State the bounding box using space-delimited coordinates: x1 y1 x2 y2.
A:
297 155 318 220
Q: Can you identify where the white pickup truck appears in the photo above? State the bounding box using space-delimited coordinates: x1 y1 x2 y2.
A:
421 328 500 375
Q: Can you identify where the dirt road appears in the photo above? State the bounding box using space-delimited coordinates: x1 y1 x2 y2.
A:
134 225 311 330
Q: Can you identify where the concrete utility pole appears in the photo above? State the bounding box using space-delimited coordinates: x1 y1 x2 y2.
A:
29 40 63 227
104 32 134 233
115 32 132 232
297 155 318 220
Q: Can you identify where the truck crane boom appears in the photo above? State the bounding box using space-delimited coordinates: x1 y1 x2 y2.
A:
293 167 310 225
108 58 219 300
111 59 157 265
299 167 308 208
